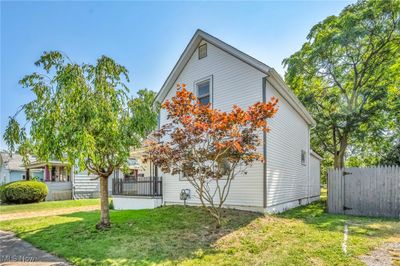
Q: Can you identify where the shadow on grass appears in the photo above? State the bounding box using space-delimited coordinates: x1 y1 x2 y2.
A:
3 200 399 266
10 205 261 265
276 200 400 239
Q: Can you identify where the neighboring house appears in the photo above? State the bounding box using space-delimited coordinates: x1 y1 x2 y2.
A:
0 151 114 201
0 151 43 184
25 159 113 201
24 159 75 201
111 148 162 210
112 29 321 213
125 148 154 178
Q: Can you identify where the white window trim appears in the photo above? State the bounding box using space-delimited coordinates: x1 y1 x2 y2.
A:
193 75 213 108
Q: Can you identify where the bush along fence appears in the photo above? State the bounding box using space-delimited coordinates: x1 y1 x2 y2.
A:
327 166 400 218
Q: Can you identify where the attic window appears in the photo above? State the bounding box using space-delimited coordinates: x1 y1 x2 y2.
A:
198 43 207 59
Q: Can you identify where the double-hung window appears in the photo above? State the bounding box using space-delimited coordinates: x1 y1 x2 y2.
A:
196 78 211 106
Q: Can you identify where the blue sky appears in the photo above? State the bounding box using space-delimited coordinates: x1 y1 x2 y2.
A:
0 1 353 148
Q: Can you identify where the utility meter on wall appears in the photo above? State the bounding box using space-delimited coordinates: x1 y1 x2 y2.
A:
180 189 190 206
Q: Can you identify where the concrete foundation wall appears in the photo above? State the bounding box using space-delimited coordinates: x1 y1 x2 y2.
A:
112 196 162 210
45 182 72 201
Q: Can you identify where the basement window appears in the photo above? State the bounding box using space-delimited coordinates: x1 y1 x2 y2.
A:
198 43 207 59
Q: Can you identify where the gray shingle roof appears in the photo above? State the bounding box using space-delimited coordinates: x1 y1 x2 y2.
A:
0 152 25 171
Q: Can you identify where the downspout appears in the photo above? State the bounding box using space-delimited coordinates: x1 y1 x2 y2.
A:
158 112 165 205
262 76 267 209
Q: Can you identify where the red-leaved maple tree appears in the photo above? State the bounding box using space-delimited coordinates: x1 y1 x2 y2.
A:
146 84 278 227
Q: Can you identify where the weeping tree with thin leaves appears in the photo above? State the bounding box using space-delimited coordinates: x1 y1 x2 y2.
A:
4 51 158 229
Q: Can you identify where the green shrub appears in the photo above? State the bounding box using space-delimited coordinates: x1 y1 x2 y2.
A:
2 181 48 204
0 184 6 202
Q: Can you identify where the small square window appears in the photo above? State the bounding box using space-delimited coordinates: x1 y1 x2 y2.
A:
179 162 194 181
301 150 307 165
198 43 207 59
217 158 230 178
179 173 188 181
196 80 210 105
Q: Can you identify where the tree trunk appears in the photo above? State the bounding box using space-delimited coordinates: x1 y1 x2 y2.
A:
333 135 348 169
215 210 222 229
96 175 110 229
197 183 222 229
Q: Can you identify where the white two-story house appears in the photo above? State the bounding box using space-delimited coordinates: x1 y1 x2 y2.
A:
112 30 321 213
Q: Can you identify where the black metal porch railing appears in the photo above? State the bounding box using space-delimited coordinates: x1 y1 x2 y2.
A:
112 176 162 197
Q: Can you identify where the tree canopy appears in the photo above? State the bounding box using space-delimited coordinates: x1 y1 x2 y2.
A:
4 51 158 228
283 0 400 168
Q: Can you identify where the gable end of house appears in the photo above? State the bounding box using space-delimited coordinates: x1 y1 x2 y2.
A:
155 29 315 126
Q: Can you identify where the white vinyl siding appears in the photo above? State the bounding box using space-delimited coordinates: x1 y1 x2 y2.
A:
310 154 321 198
265 79 311 208
158 39 315 212
159 40 265 209
73 169 113 199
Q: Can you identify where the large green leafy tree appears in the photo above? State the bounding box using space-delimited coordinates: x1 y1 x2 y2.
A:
283 0 400 169
4 51 158 228
380 142 400 165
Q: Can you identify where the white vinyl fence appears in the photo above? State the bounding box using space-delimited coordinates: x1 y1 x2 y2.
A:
327 166 400 218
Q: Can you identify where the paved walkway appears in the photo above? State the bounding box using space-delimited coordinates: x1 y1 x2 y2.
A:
0 205 99 222
359 242 400 266
0 231 70 266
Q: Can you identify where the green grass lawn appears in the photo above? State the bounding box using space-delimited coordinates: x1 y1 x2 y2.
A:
0 201 398 266
0 198 99 214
